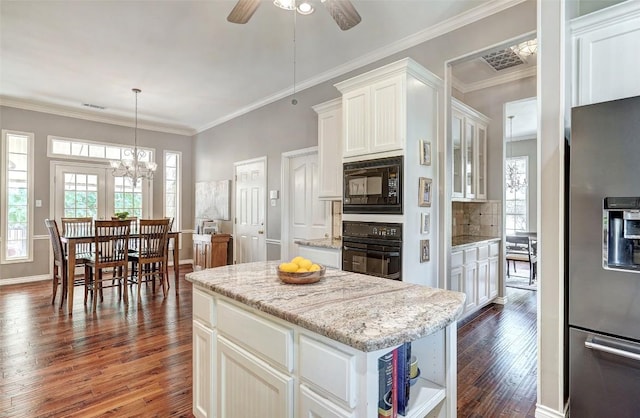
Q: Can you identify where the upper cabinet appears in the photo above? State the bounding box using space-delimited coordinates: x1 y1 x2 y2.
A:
571 1 640 106
451 99 490 201
335 58 440 160
313 98 343 200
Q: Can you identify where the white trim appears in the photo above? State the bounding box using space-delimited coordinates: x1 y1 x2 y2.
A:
163 149 182 234
33 235 49 240
196 0 528 133
458 66 537 94
534 402 568 418
168 258 192 267
1 129 35 264
181 229 196 234
266 239 281 246
0 274 50 286
47 135 156 163
0 96 196 136
280 147 319 261
570 0 640 35
493 296 508 305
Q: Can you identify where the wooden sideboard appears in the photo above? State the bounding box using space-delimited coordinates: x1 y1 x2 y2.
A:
193 233 232 271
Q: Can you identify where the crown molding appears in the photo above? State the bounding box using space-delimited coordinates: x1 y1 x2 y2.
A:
196 0 528 133
0 96 197 137
571 0 640 35
457 65 537 94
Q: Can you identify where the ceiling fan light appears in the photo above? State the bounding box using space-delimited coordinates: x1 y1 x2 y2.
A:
297 2 314 15
274 0 296 11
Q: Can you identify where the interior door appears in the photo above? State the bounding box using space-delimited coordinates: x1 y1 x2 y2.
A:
54 164 107 221
234 157 266 264
289 153 330 257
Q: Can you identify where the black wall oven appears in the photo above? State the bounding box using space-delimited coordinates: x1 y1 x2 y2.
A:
343 156 402 214
342 221 402 281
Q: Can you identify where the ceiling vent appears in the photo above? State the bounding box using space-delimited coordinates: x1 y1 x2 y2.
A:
82 103 106 110
482 48 524 71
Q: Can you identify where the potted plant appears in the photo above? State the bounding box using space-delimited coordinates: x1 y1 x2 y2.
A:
113 211 129 220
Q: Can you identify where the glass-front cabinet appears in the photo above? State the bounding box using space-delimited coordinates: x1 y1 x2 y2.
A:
451 98 489 201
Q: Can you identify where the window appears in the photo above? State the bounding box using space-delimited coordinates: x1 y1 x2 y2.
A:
2 130 34 263
48 135 154 164
113 177 143 218
63 173 99 218
505 156 528 235
164 151 181 231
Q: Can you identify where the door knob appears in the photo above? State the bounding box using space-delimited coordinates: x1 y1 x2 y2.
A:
258 230 264 234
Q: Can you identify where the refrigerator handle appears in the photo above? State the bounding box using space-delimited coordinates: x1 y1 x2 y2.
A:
585 337 640 362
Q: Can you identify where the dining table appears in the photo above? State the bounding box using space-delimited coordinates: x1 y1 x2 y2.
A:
60 231 181 312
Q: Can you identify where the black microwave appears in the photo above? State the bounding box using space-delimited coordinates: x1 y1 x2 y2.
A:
343 156 403 214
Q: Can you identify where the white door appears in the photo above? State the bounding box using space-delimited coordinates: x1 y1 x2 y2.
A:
53 162 152 222
234 157 266 264
289 153 330 258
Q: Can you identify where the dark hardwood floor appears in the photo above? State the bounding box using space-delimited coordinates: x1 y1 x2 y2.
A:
1 266 537 417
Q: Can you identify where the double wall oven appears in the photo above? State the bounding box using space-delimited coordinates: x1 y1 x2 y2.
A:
341 156 404 281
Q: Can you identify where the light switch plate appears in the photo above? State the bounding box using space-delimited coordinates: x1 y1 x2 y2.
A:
269 190 279 200
35 200 42 207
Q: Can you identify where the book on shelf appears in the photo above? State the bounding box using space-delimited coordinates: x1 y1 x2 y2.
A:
379 342 413 418
378 351 394 418
396 342 412 416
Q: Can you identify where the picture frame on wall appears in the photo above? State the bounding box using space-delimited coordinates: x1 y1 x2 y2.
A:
420 212 430 235
418 177 432 207
420 239 430 263
419 140 431 166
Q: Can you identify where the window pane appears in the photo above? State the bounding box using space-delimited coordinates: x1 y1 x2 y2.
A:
88 145 105 158
105 146 121 159
8 135 28 153
71 142 88 156
166 153 177 166
52 139 71 155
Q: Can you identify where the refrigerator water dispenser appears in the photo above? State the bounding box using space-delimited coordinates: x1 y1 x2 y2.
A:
603 197 640 271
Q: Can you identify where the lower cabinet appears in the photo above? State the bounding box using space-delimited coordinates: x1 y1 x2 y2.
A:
298 245 341 269
192 287 457 418
193 234 232 271
451 239 500 319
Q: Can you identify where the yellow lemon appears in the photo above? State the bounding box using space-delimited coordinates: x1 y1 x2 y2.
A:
296 268 309 273
309 264 321 272
298 258 313 270
291 256 305 266
279 262 299 273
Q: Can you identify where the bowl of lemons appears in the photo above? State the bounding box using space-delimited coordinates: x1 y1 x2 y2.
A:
277 256 325 284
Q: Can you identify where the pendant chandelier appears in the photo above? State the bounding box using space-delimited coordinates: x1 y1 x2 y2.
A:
110 88 157 186
506 115 526 193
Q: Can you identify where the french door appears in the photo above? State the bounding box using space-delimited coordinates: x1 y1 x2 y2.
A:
52 162 151 222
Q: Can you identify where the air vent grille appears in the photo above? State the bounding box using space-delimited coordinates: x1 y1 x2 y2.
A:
82 103 106 110
482 48 524 71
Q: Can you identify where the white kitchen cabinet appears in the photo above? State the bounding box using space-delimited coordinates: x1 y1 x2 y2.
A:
299 384 355 418
340 75 403 158
451 99 489 201
451 239 501 319
193 320 215 418
298 244 341 269
571 1 640 106
217 336 294 418
313 98 343 200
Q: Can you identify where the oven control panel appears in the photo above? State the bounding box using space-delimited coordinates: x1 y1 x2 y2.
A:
343 221 402 241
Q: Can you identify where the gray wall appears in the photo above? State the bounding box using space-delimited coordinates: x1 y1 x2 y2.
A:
578 0 626 16
194 0 537 249
0 106 194 280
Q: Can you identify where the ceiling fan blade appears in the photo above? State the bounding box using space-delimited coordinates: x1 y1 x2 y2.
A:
323 0 361 31
227 0 261 24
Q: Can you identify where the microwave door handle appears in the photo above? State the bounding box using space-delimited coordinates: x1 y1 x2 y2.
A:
585 337 640 362
363 249 400 257
343 245 367 252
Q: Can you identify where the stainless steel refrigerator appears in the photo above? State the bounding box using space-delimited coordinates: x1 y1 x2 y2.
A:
569 95 640 417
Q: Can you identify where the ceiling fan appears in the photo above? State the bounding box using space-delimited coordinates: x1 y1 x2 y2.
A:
227 0 362 31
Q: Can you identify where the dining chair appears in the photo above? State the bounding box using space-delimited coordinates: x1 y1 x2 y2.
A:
505 235 537 284
45 219 90 309
60 217 94 259
128 218 171 301
84 219 131 311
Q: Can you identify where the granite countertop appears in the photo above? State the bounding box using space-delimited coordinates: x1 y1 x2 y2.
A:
186 261 465 352
452 235 501 249
294 237 342 250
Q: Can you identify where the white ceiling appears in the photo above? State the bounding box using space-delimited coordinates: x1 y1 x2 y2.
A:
0 0 520 135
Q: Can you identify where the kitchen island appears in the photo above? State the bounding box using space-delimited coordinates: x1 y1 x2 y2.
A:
186 261 465 418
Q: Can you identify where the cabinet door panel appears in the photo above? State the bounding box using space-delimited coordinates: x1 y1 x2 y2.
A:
342 90 369 157
477 260 489 305
464 119 476 199
193 321 215 418
317 104 343 199
371 76 403 153
299 384 355 418
452 112 464 198
218 336 293 418
476 124 487 199
463 263 477 311
489 256 499 299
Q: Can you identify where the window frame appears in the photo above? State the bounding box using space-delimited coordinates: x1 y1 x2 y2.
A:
163 150 181 232
505 155 529 235
2 130 35 264
47 135 155 165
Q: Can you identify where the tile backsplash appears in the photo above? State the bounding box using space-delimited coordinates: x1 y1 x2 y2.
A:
452 200 501 237
332 200 342 239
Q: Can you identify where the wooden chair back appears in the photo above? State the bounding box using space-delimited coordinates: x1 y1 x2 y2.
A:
45 219 65 266
61 217 93 257
137 218 170 260
92 220 131 269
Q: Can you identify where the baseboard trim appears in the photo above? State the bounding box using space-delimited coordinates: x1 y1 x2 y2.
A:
169 259 192 267
535 402 568 418
493 296 508 305
0 274 50 286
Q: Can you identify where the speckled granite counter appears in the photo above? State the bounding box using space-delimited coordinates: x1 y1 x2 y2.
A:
294 237 342 250
186 260 465 352
452 235 501 249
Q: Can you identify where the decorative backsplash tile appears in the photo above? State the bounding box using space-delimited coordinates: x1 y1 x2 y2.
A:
452 200 501 238
332 200 342 239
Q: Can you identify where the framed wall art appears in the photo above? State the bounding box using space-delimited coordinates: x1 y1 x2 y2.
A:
420 212 430 235
420 239 430 263
418 177 432 207
419 140 432 166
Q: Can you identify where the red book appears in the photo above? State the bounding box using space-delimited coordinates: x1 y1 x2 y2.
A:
392 348 398 418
